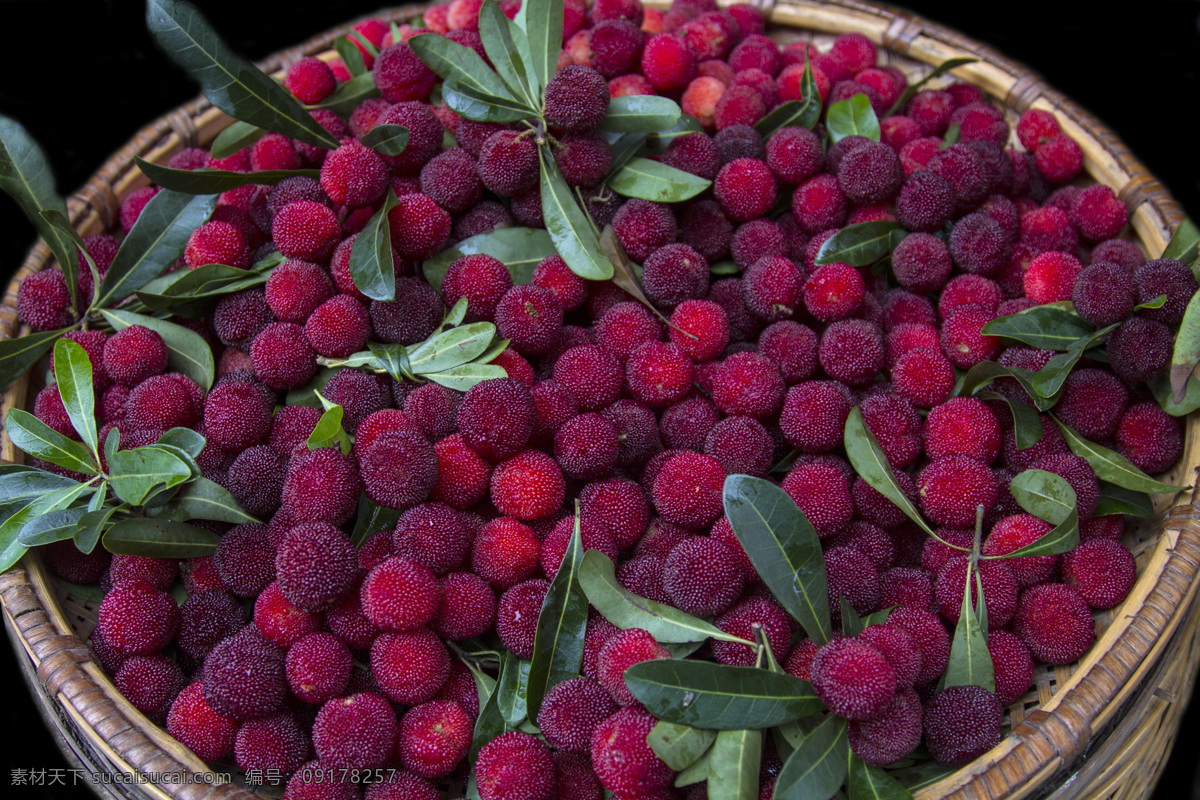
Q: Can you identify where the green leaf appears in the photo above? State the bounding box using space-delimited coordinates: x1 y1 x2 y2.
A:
4 409 97 475
360 124 410 157
1008 469 1075 525
285 367 337 407
774 716 849 800
99 308 216 390
75 504 116 555
349 189 401 302
540 154 614 280
710 260 739 276
942 559 995 692
145 0 339 149
0 468 80 504
107 445 193 505
18 508 88 547
959 361 1055 411
1028 322 1120 399
675 746 714 787
641 113 705 154
350 493 402 548
148 477 259 524
1053 417 1189 494
307 403 352 454
0 115 79 307
599 224 665 316
997 507 1080 559
408 32 526 109
1094 481 1155 518
517 0 562 99
579 549 743 644
136 263 270 318
211 120 265 159
1135 293 1168 311
52 339 98 458
497 653 533 727
815 221 904 267
976 390 1043 450
472 337 511 367
309 72 381 115
1150 373 1200 416
707 728 762 800
607 157 711 203
647 721 717 772
844 407 934 536
841 599 865 637
407 323 498 375
825 94 880 143
424 362 509 391
98 190 221 308
470 652 512 761
525 507 588 720
157 427 206 459
333 36 367 78
980 306 1095 351
599 95 683 133
0 328 73 393
886 57 978 116
755 59 820 135
1169 291 1200 406
848 756 916 800
623 660 821 729
478 0 538 108
1162 217 1200 271
722 475 831 644
441 81 533 123
135 157 318 194
0 482 97 571
102 517 221 558
40 209 100 310
607 132 649 177
423 227 555 293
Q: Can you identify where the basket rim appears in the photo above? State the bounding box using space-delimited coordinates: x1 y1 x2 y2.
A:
1 2 1198 799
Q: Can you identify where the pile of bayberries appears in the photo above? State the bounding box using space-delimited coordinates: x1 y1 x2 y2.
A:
3 0 1197 797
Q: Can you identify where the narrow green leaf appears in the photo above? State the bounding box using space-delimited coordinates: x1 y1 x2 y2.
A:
1028 322 1120 398
525 506 588 720
1135 293 1168 311
423 227 556 292
424 362 509 391
145 0 339 148
102 517 221 558
599 95 683 133
976 390 1043 450
707 728 762 800
0 115 79 306
540 154 614 280
624 659 821 729
104 427 120 469
1169 291 1200 405
441 81 534 123
959 361 1055 411
39 209 98 310
647 721 717 772
497 653 533 727
825 94 879 143
0 328 73 392
607 157 711 203
350 493 402 548
1095 481 1155 518
0 481 96 571
349 189 400 302
518 0 563 99
347 30 379 58
4 409 97 475
18 508 88 547
135 157 318 194
1150 373 1200 417
863 607 898 628
675 746 713 787
1053 417 1189 494
99 190 221 308
442 297 470 332
711 260 739 276
309 72 381 115
333 36 367 77
755 58 819 134
407 323 497 375
1162 217 1200 267
307 404 352 454
995 507 1079 559
470 652 512 760
848 756 916 800
841 599 865 637
478 0 538 107
472 337 510 366
157 427 206 459
843 407 934 536
815 221 904 267
360 124 410 157
52 339 98 458
641 113 705 154
578 549 743 644
943 559 995 691
0 468 80 504
107 446 193 505
722 475 831 644
76 503 117 555
367 342 414 383
148 477 259 524
599 224 664 317
980 306 1095 351
886 57 978 116
774 716 849 800
211 120 265 159
99 308 216 390
607 132 649 177
1008 469 1075 525
408 32 525 108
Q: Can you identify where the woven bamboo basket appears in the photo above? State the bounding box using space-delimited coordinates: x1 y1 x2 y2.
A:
1 1 1197 798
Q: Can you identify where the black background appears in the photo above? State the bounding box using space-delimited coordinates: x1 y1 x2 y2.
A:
1 0 1199 797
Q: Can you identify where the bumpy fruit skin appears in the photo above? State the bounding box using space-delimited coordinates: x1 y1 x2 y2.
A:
396 700 473 779
360 556 441 632
651 452 727 530
1013 583 1095 664
311 692 398 770
849 687 924 766
201 628 286 722
167 682 239 762
590 707 675 795
476 731 556 800
923 685 1003 766
275 522 358 612
98 579 180 657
